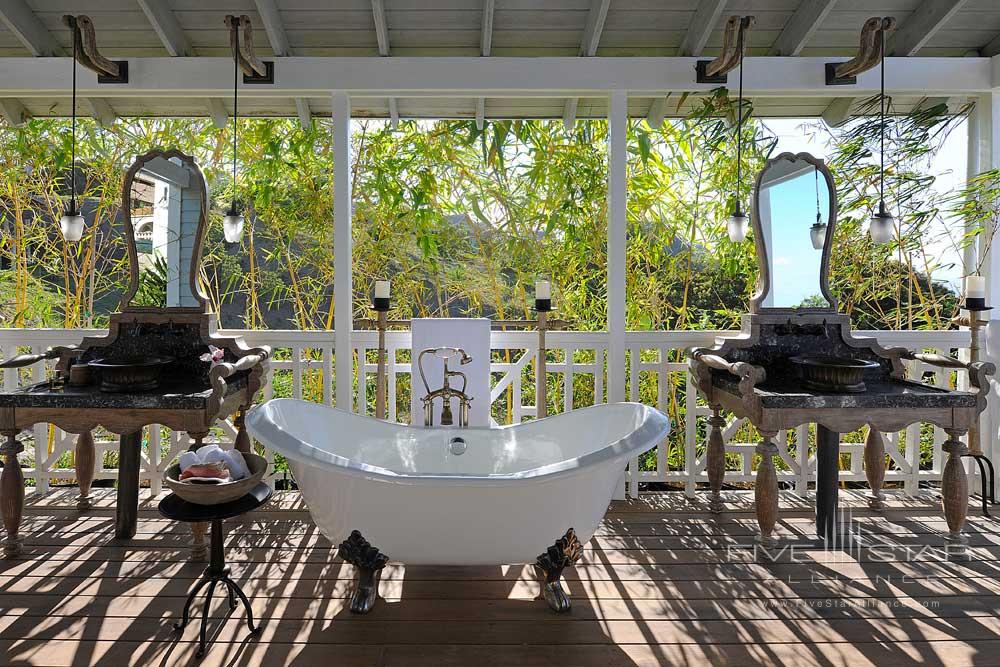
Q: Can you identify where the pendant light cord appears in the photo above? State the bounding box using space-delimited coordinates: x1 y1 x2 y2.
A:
231 25 239 213
735 48 744 214
815 166 820 223
879 26 886 208
70 24 77 213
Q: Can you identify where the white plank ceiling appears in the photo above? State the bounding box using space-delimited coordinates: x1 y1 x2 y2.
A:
0 0 996 121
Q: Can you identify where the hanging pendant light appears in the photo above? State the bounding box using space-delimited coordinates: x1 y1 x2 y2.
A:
222 22 245 244
809 166 827 249
59 24 84 243
726 42 749 243
869 24 895 245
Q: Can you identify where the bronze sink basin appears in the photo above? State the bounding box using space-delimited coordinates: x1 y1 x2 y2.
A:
788 354 880 393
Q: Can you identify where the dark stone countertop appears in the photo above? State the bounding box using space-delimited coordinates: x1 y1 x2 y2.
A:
0 374 247 411
716 376 977 410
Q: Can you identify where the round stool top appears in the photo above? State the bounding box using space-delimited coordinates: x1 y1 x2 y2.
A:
159 482 273 523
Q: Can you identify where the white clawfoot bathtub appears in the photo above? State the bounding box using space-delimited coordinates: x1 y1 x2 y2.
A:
247 399 670 567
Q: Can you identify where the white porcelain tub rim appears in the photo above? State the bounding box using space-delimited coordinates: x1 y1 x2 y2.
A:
246 399 670 487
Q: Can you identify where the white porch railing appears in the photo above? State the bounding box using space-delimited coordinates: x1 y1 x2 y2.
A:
0 327 972 498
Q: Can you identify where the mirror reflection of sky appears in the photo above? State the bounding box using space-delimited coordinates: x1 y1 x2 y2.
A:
763 167 830 307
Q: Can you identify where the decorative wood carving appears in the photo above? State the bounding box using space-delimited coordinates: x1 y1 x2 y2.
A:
754 435 779 549
0 432 24 557
942 431 970 559
74 431 96 510
864 428 886 510
706 406 727 513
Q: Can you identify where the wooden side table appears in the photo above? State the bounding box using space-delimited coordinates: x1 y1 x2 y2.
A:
159 482 272 658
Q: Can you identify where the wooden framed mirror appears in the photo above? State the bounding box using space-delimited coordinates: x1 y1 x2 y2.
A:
749 151 837 313
119 149 210 312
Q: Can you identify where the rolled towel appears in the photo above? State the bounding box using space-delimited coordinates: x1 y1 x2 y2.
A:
177 444 250 481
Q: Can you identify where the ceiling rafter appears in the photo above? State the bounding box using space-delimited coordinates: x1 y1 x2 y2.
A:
0 0 60 56
136 0 192 57
890 0 968 56
981 32 1000 57
254 0 312 131
0 99 30 126
769 0 837 56
476 0 495 131
85 97 115 127
563 0 611 128
207 98 228 129
678 0 727 57
821 96 854 127
646 97 668 128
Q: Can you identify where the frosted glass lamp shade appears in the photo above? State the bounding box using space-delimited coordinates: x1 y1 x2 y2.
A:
810 222 827 250
223 208 245 243
59 209 85 242
869 203 895 245
727 211 749 243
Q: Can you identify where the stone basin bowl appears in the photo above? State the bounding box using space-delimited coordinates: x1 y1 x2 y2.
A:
788 354 881 394
164 452 268 505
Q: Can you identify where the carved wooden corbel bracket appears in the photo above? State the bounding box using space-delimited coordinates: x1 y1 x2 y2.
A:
826 17 896 85
225 15 272 84
62 15 128 83
696 16 755 84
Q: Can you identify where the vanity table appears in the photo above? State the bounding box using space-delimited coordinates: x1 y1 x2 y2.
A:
0 149 269 556
688 152 993 555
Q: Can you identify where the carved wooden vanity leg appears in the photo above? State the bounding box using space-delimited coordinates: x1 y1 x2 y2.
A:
706 406 727 513
941 430 970 559
233 409 251 455
75 431 96 510
0 431 24 557
864 428 887 510
755 432 780 549
188 432 209 561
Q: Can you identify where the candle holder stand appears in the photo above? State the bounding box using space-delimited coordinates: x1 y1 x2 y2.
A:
955 301 996 516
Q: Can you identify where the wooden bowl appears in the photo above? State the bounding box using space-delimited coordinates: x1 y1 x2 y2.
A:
164 452 268 505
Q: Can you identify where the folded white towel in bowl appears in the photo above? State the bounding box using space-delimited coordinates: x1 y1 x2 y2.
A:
178 444 250 480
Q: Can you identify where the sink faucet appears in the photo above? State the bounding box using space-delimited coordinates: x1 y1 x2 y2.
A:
417 347 473 427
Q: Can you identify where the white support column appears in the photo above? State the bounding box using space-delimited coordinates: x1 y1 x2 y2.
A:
608 89 628 498
332 91 354 411
976 92 1000 501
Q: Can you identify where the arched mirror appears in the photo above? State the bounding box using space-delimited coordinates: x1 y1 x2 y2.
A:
750 152 837 313
120 149 210 312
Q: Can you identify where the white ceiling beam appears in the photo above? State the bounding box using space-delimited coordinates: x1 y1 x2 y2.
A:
254 0 290 57
253 1 312 131
207 99 228 129
646 97 668 128
84 98 115 127
370 0 398 129
564 0 611 128
890 0 968 57
0 0 61 57
477 0 495 129
475 97 485 131
388 97 399 130
0 56 992 97
769 0 838 57
678 0 727 57
821 97 854 127
295 98 312 131
480 0 495 58
136 0 192 58
371 0 390 57
0 99 29 126
562 98 578 131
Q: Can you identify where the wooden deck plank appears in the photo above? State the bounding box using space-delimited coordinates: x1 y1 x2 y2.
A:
1 489 997 666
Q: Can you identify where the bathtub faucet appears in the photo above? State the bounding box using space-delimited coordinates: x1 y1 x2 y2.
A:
417 347 473 427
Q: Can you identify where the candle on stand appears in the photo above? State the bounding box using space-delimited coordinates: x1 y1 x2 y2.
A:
964 275 987 310
373 280 391 311
535 280 552 312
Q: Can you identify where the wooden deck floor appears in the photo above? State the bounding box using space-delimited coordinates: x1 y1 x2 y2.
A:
1 488 1000 666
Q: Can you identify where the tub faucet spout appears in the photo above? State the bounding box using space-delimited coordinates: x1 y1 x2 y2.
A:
418 347 474 427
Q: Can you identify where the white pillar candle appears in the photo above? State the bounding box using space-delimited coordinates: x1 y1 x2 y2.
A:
964 275 985 299
535 280 551 300
374 280 391 299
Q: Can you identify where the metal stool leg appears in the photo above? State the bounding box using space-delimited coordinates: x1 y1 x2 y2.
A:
196 580 218 658
174 576 211 631
225 577 260 633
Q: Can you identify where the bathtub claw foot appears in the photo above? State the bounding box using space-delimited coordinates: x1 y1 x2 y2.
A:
338 530 388 615
535 528 583 613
